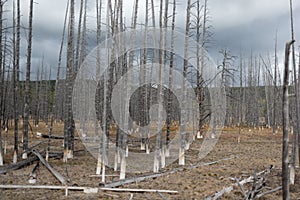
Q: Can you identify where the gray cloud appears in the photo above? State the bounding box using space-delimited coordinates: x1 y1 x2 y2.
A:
3 0 300 80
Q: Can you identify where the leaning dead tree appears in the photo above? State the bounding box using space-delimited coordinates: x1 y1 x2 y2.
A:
282 40 294 200
47 0 69 161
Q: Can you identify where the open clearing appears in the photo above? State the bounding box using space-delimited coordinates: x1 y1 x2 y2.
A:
0 123 298 199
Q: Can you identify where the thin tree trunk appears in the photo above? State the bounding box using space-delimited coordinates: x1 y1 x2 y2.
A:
166 0 176 157
95 0 102 175
238 51 243 143
272 34 278 135
75 0 84 71
179 0 191 166
13 0 20 163
282 40 294 200
23 0 34 159
289 0 298 184
64 0 75 162
47 0 69 161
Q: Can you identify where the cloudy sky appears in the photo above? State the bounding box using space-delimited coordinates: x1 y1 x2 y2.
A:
4 0 300 80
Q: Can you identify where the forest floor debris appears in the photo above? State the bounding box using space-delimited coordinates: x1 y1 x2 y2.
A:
0 123 298 199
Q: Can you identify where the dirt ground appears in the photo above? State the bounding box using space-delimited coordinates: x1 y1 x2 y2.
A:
0 123 299 200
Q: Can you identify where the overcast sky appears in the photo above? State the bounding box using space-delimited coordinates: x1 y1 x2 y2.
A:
4 0 300 80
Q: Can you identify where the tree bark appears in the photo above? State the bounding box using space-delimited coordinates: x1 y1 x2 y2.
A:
64 0 75 162
282 40 294 200
23 0 34 159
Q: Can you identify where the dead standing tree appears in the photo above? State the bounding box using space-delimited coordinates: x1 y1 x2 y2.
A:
64 0 75 162
22 0 34 160
47 0 69 162
179 0 191 166
282 40 294 200
289 0 299 185
0 0 5 166
12 0 20 164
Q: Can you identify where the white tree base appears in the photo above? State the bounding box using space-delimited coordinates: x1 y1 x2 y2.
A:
28 178 37 184
125 145 129 157
290 165 295 185
101 165 106 183
140 143 145 150
67 150 73 159
13 151 18 164
22 152 28 159
114 152 118 171
120 157 126 180
161 149 165 168
179 148 185 165
96 154 102 175
153 156 159 173
0 153 3 166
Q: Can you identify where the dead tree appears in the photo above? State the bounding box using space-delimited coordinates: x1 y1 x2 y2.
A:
272 35 278 134
282 40 294 200
179 0 192 166
75 0 84 71
64 0 75 161
0 0 6 166
23 0 34 159
12 0 21 164
47 0 69 161
166 0 176 156
288 0 299 182
238 50 243 143
95 0 102 175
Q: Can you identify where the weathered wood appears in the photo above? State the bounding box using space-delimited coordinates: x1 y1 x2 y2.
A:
256 186 281 199
205 166 273 200
100 188 178 194
105 156 236 188
37 133 79 140
29 162 39 184
0 156 38 174
32 150 67 185
0 184 97 193
282 40 294 200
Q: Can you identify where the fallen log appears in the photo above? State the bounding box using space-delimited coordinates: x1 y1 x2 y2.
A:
0 184 98 194
0 184 177 195
104 156 236 188
100 188 178 194
37 132 79 140
32 150 67 185
255 186 281 199
205 166 273 200
0 156 38 174
0 151 65 175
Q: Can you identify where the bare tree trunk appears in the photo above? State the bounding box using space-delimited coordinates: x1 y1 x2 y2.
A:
0 0 2 165
138 0 149 153
23 0 34 159
75 0 84 71
64 0 75 162
166 0 176 157
238 51 243 143
289 0 298 184
272 34 278 135
179 0 191 166
47 0 69 161
120 0 139 179
282 40 294 200
12 0 20 164
95 0 102 175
